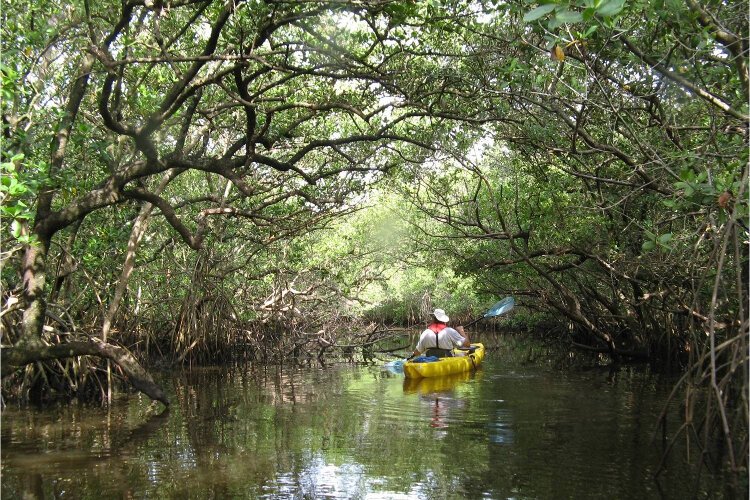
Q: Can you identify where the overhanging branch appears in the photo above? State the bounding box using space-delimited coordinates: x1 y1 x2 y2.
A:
1 340 169 405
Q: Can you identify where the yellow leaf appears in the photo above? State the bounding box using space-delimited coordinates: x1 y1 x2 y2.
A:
551 45 565 62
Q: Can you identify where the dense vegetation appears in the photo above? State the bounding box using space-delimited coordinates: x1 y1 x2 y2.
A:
1 0 746 475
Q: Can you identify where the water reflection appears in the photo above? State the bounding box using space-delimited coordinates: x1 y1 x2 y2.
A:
402 372 475 436
487 407 514 444
402 371 472 395
1 360 736 499
2 404 170 499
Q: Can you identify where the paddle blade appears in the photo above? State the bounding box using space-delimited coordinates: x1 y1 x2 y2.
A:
484 297 515 318
383 359 406 374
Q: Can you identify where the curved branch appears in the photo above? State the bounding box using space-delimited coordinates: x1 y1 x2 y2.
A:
123 187 205 249
1 340 169 406
143 0 240 134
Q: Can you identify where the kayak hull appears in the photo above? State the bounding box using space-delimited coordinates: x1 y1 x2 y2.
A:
403 343 485 379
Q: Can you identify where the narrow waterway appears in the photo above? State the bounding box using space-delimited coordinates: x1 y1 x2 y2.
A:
1 341 734 499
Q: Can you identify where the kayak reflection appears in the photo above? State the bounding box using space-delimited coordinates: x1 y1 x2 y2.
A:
402 371 474 394
403 371 482 436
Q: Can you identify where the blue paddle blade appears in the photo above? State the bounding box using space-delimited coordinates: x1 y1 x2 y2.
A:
383 359 406 374
484 297 515 318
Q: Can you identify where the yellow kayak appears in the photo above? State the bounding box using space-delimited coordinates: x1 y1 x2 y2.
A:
403 343 485 379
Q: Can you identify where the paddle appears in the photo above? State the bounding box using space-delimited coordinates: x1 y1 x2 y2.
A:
461 296 515 328
383 297 515 369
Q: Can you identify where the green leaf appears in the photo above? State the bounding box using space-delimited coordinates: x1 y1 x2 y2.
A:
555 9 584 23
1 205 21 217
596 0 625 17
547 16 563 29
678 169 695 182
657 233 672 244
10 219 24 238
583 25 598 37
642 240 655 251
8 181 27 196
523 4 556 22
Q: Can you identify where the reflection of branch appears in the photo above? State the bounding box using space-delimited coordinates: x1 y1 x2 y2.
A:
570 341 648 359
113 407 171 451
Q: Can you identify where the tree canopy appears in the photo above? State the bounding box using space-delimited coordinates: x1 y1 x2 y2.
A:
1 0 747 473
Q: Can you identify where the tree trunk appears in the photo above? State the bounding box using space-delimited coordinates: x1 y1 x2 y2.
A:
49 218 83 304
11 227 169 406
19 234 51 348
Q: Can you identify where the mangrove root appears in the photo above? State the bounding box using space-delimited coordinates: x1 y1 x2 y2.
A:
1 339 169 406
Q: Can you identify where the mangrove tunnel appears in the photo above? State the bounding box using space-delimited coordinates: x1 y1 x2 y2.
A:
1 0 747 496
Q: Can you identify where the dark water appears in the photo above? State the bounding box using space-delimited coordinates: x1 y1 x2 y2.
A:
1 350 736 499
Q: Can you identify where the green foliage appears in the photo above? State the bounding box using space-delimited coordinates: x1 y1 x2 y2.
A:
641 231 672 253
297 189 486 324
0 153 43 244
523 0 625 28
1 0 746 415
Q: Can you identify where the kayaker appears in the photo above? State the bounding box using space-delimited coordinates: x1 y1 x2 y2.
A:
411 308 470 359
